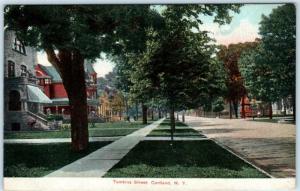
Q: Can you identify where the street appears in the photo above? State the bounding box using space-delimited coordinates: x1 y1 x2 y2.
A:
185 116 295 178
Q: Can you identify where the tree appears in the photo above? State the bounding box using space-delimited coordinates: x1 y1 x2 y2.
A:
212 97 225 117
218 40 259 118
239 44 280 119
259 4 296 120
111 91 125 120
5 5 161 151
239 4 296 120
144 5 242 139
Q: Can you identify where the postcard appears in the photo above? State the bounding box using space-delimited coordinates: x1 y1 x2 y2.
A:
2 2 296 191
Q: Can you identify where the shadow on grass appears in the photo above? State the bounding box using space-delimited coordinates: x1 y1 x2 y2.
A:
104 140 268 178
159 121 188 127
4 141 112 177
148 129 206 138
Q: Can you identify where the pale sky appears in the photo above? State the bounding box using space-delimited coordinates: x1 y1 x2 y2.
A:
37 4 281 77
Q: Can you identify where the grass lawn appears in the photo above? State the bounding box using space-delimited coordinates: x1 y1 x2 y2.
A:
89 121 147 128
104 140 268 178
148 119 205 137
4 141 111 177
4 121 147 139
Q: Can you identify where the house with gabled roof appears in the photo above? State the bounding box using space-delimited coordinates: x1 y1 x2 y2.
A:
35 61 99 118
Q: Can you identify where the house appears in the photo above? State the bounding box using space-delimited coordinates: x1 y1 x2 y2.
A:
4 30 52 131
98 86 125 122
35 61 99 118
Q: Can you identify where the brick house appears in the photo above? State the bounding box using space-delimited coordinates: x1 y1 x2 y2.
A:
4 30 52 131
35 61 99 118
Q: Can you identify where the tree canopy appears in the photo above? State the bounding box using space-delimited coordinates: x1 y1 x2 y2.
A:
217 40 259 118
239 4 296 120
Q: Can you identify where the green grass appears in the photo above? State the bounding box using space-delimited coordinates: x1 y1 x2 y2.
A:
148 129 205 137
148 119 205 137
4 141 111 177
5 121 148 139
104 140 268 178
89 121 146 129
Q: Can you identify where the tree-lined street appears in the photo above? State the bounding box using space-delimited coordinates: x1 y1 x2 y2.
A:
4 4 296 187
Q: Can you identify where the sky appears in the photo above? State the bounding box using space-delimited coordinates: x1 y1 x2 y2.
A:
37 4 282 78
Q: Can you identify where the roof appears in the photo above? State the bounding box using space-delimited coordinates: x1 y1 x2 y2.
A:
39 65 62 83
39 60 96 83
84 60 96 74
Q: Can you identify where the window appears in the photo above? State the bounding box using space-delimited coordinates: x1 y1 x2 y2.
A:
8 61 15 77
13 38 26 55
9 90 21 111
45 79 51 84
20 65 27 77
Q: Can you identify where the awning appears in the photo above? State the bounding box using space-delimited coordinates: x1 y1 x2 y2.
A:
27 85 52 104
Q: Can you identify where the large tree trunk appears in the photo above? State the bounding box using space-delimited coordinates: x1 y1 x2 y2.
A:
233 101 238 118
182 111 185 122
229 100 232 119
125 97 129 121
135 102 139 121
158 108 162 119
151 109 154 121
176 112 179 121
269 102 273 119
283 99 287 116
46 48 88 152
241 96 245 118
170 106 175 141
142 104 148 124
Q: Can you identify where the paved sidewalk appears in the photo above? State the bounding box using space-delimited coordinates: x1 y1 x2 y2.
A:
4 136 121 144
185 116 295 178
46 118 165 177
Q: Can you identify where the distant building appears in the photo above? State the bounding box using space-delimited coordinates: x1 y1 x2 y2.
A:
98 86 125 122
4 30 52 131
35 61 99 117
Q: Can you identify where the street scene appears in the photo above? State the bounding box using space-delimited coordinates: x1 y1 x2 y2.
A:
3 3 296 191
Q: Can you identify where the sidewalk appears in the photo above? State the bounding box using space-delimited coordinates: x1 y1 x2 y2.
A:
185 116 295 178
46 118 165 177
4 136 121 144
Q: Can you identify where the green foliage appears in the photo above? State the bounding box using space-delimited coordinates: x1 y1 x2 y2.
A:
47 114 63 121
212 97 225 113
239 44 280 103
112 5 242 115
259 4 296 99
239 4 296 105
4 5 161 59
